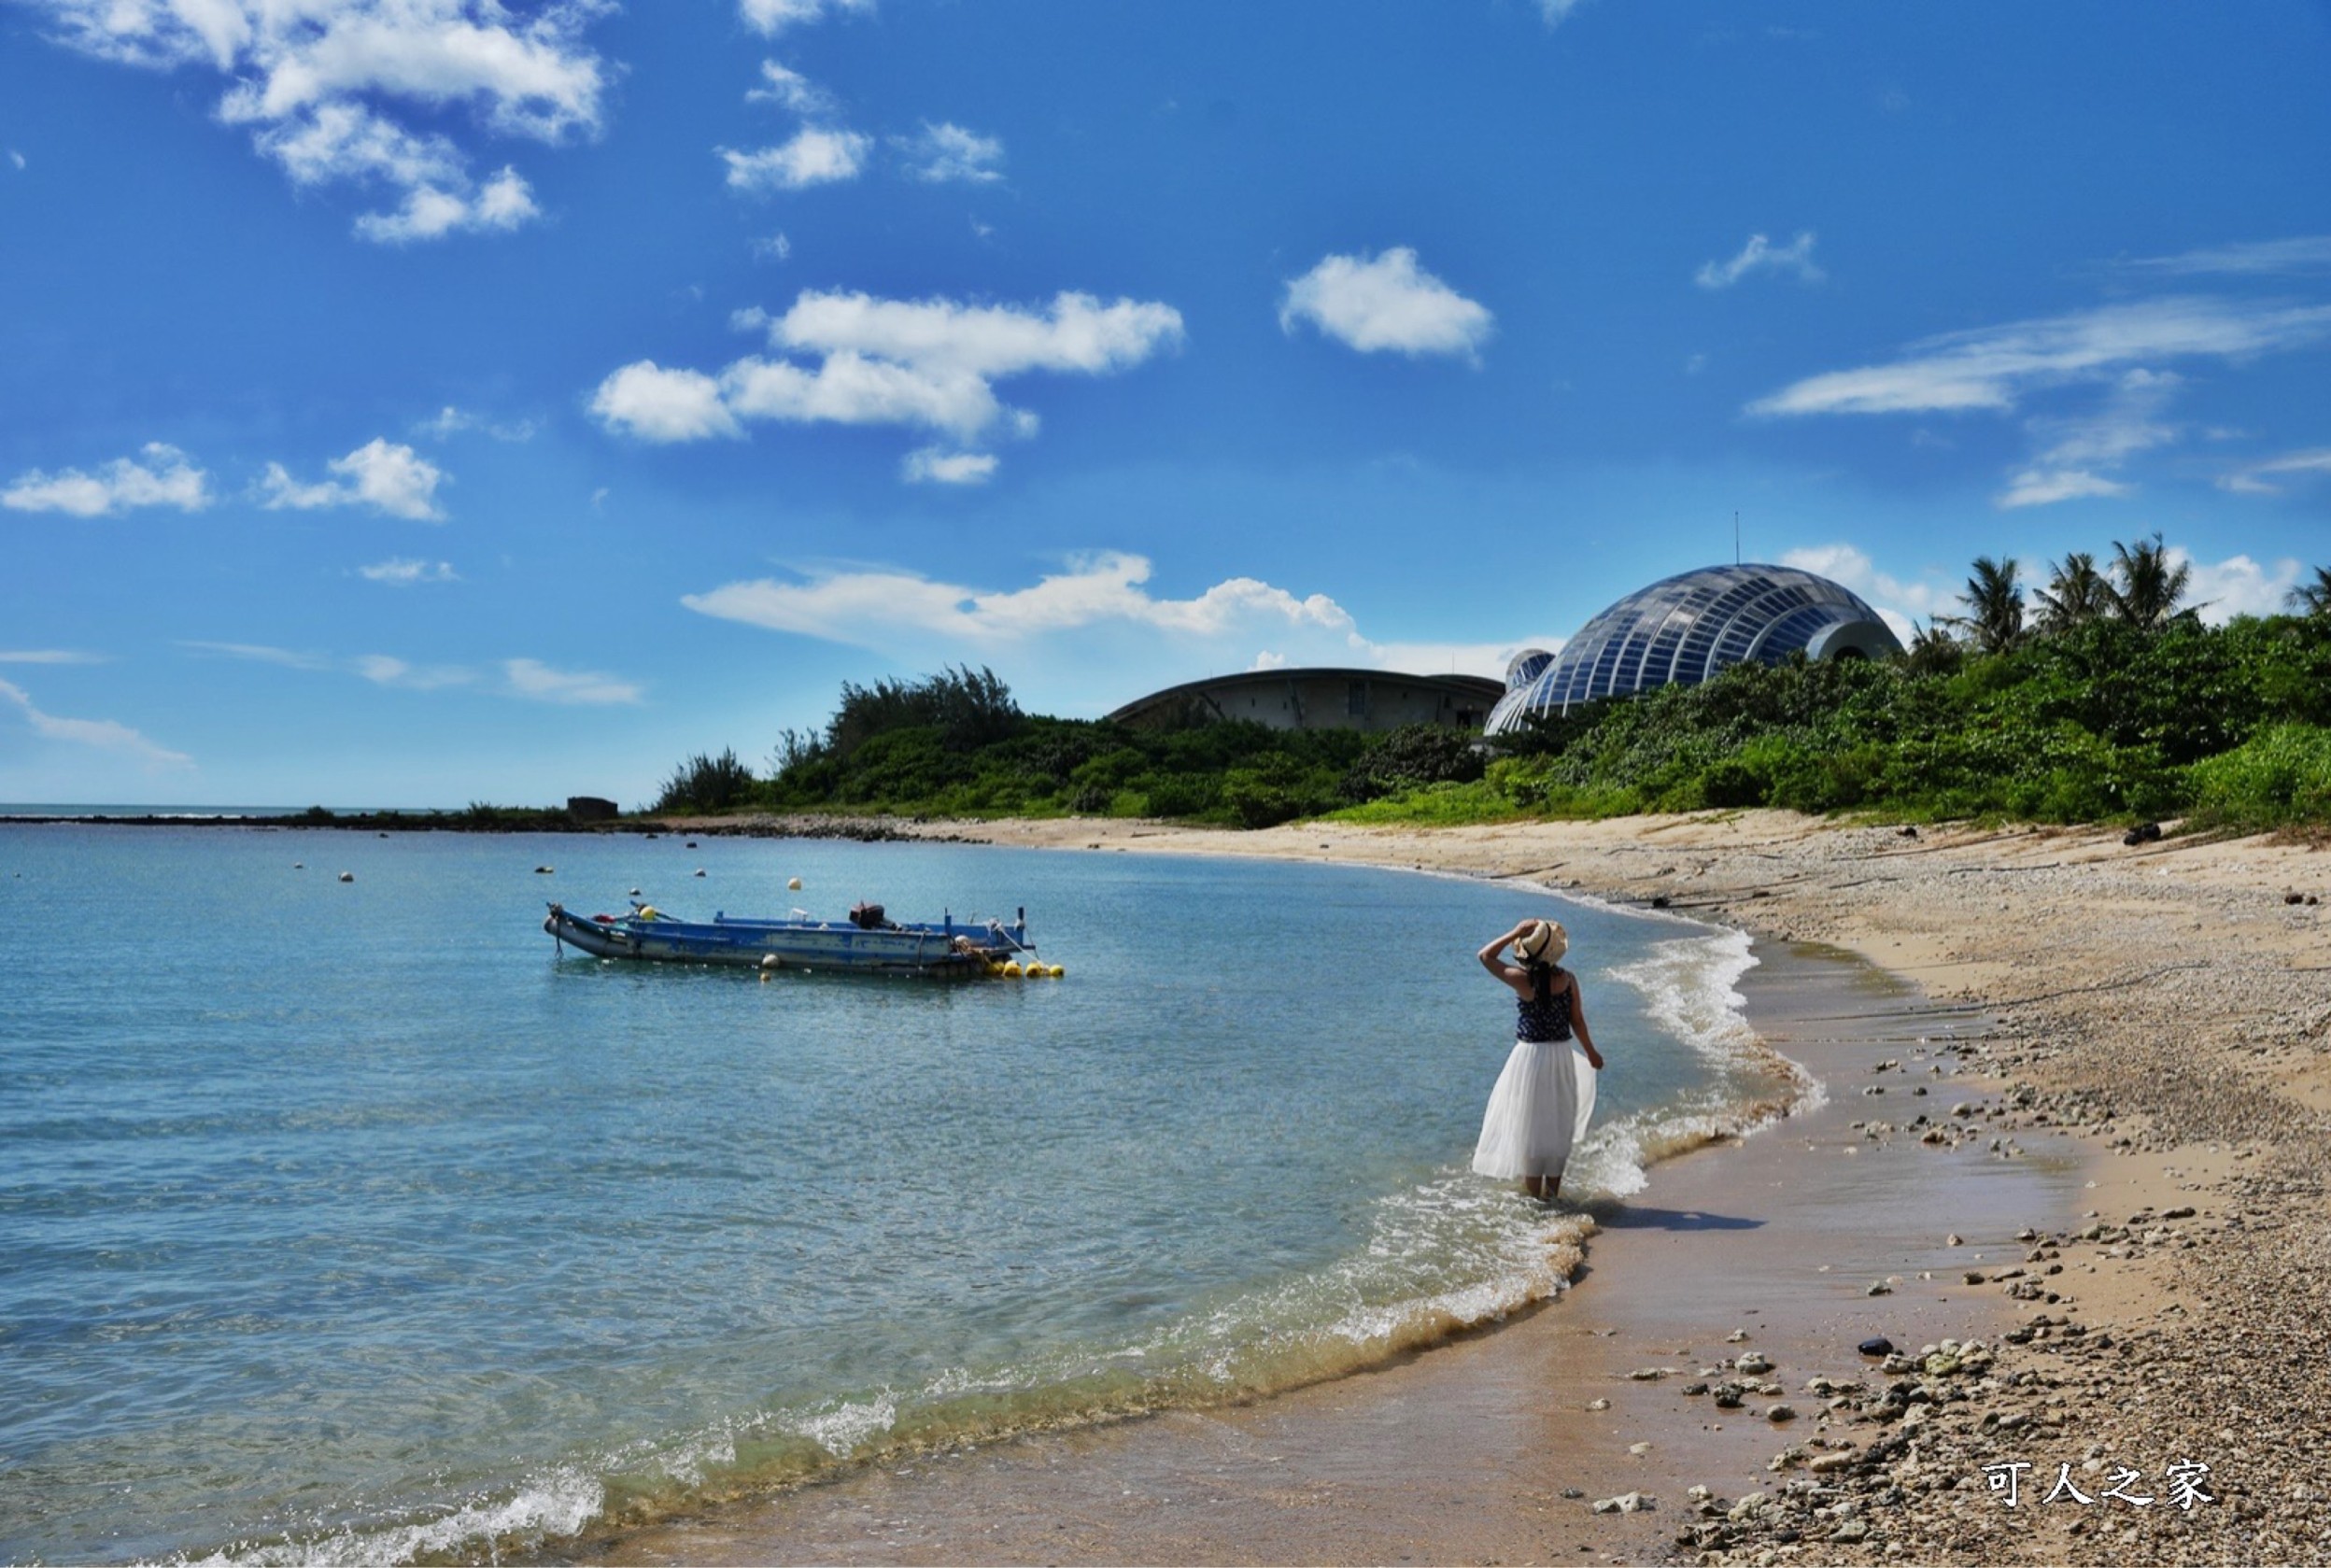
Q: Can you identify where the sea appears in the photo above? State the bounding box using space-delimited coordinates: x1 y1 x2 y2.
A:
0 823 1800 1565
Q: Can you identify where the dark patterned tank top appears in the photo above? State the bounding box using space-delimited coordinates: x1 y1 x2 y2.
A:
1517 965 1574 1043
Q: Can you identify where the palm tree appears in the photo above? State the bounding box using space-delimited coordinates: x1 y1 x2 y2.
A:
1942 555 2026 654
2287 565 2331 618
2104 532 2195 630
2031 551 2112 634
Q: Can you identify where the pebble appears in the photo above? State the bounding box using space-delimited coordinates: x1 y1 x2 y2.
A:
1585 1397 1610 1410
1591 1491 1653 1514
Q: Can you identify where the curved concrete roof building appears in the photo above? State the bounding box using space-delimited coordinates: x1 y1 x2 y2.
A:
1486 563 1902 734
1109 667 1504 733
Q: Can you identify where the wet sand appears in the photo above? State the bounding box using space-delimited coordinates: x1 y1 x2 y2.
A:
597 809 2330 1564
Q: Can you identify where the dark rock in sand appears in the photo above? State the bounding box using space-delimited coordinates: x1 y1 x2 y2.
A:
1858 1335 1894 1356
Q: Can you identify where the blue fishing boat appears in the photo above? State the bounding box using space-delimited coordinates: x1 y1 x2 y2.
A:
544 899 1038 977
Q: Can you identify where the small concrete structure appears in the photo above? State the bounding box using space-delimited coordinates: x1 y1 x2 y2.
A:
1108 668 1504 734
565 795 620 823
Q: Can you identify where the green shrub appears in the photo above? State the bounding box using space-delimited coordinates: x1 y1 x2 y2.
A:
2188 724 2331 829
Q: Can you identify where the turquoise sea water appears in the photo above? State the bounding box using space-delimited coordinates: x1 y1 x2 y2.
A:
0 826 1785 1564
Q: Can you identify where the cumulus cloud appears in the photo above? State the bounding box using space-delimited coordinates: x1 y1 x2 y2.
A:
2 443 211 516
259 438 447 520
721 127 869 191
360 557 459 585
1777 543 1954 643
902 447 997 485
1695 230 1824 290
592 289 1183 475
21 1 609 242
745 59 834 117
1279 247 1493 361
183 641 640 702
740 0 872 37
1748 296 2331 418
2172 548 2303 623
2218 446 2331 496
0 676 190 767
894 121 1003 183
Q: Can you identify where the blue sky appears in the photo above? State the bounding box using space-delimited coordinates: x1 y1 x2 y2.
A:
3 1 2327 807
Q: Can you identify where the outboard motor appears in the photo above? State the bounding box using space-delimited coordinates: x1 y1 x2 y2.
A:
848 901 887 930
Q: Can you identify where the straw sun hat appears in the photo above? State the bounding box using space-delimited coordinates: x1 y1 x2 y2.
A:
1515 919 1568 965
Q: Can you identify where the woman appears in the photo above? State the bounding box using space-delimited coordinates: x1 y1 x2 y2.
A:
1473 917 1603 1201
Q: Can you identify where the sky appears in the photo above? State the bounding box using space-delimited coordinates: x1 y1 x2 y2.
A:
3 1 2328 807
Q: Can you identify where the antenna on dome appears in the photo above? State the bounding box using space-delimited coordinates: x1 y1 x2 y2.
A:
1734 510 1741 566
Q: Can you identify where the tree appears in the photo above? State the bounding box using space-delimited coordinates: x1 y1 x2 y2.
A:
1942 555 2026 654
1902 620 1965 676
2105 532 2195 631
2033 551 2113 634
2287 565 2331 618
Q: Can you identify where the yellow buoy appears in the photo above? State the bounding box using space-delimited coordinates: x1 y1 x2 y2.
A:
787 876 802 890
1022 962 1045 979
1001 961 1022 978
1049 964 1066 979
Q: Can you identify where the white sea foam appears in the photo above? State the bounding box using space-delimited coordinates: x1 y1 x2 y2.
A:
183 1467 604 1567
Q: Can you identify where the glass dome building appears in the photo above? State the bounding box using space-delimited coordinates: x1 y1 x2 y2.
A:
1486 563 1902 734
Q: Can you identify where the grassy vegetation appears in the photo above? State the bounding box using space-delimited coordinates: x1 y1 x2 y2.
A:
654 549 2331 835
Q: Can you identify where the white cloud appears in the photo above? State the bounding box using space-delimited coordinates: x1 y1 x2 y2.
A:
1995 469 2132 509
180 640 336 671
740 0 873 37
356 653 472 690
2 443 211 516
23 1 609 243
589 362 742 443
2172 548 2302 624
414 405 536 442
2218 446 2331 496
503 657 643 704
745 59 834 116
752 232 793 262
1748 296 2331 417
1279 247 1494 361
7 149 23 170
1777 543 1954 643
0 677 191 768
1695 230 1824 290
360 557 459 585
1996 368 2180 509
683 551 1563 683
591 289 1183 469
902 448 998 485
259 438 447 520
721 127 869 191
894 120 1003 184
2121 235 2331 278
0 649 106 664
184 640 640 702
1538 0 1590 24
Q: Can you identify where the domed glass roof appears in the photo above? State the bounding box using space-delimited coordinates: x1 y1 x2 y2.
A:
1486 563 1902 733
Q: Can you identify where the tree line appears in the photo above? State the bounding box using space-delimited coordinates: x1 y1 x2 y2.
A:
650 539 2331 833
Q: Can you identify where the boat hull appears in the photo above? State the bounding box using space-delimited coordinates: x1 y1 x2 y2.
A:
543 904 1027 977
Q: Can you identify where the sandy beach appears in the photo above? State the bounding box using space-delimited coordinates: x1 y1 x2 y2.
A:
602 810 2330 1565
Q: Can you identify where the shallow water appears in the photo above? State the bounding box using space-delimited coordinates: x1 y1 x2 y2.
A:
0 826 1785 1564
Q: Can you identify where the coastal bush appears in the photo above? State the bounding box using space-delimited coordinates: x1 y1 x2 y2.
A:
654 748 757 813
2187 724 2331 829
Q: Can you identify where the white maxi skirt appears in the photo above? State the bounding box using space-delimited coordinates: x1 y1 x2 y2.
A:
1471 1039 1598 1182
